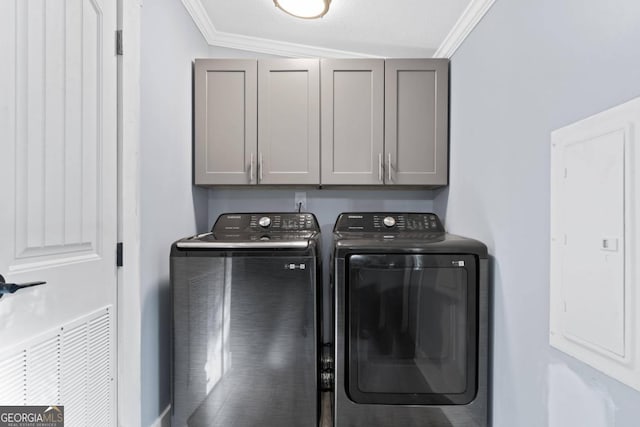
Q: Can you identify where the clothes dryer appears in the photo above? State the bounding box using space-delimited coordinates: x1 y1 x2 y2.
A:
331 212 489 427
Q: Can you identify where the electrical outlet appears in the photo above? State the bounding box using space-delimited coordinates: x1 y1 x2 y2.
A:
294 192 307 212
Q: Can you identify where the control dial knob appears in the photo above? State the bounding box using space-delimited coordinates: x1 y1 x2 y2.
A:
258 216 272 228
383 216 396 228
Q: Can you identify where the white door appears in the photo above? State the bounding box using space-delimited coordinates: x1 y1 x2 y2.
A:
0 0 118 425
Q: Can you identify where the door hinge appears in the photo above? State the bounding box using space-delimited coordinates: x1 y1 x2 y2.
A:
116 242 123 267
116 30 123 56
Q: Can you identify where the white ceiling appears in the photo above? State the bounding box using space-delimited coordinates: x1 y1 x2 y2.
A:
182 0 495 58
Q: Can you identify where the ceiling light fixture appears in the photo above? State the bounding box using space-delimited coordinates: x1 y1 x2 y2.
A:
273 0 331 19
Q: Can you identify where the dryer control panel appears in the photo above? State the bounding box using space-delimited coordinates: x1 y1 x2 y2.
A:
334 213 444 233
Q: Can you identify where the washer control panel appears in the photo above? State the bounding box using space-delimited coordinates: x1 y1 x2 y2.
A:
334 212 444 233
213 213 319 233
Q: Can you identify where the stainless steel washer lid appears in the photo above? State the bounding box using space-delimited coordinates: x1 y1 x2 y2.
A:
175 212 320 250
176 232 317 249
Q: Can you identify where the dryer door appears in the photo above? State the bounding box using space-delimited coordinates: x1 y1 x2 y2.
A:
346 253 477 405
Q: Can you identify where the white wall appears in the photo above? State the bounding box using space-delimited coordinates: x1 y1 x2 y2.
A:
140 0 210 425
436 0 640 425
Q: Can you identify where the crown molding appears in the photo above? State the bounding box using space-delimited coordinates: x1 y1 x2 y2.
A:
433 0 496 58
181 0 218 43
182 0 493 59
181 0 377 58
209 30 379 58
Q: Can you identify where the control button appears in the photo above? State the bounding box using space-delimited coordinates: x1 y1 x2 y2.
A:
260 235 270 241
383 216 396 228
258 216 272 228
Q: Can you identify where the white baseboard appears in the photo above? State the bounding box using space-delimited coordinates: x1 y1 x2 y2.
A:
149 405 171 427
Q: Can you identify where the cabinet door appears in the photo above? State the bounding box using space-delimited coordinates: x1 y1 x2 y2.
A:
385 59 449 186
258 59 320 185
321 59 384 185
194 59 257 185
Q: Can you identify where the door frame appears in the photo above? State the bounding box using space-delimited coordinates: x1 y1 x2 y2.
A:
117 0 142 425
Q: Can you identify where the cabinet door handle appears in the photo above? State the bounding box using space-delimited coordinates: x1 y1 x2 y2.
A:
259 153 263 182
387 153 392 183
378 153 383 182
249 153 255 182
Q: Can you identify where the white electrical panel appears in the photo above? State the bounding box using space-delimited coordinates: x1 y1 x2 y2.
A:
550 97 640 392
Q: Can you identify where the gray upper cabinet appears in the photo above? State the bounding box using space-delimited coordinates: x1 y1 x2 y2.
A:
195 58 447 187
321 59 384 185
385 59 449 186
258 59 320 185
320 58 448 186
194 59 257 185
194 58 319 186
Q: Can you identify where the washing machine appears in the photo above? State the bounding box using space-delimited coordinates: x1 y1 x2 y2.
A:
331 212 489 427
170 212 321 427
